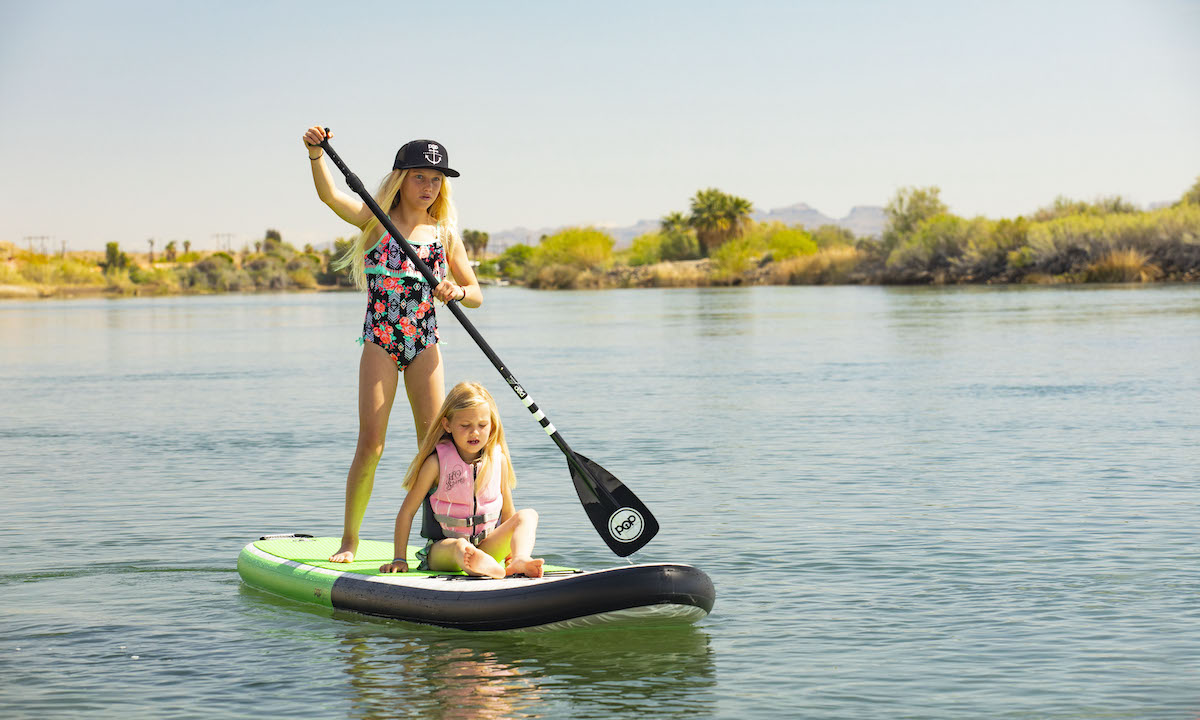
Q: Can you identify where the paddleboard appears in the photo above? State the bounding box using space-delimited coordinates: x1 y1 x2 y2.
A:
238 534 716 631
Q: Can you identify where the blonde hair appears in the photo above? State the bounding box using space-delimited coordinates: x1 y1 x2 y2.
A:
402 381 516 494
334 168 459 290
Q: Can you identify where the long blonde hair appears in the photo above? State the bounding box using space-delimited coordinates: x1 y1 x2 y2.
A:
334 168 459 290
402 381 516 494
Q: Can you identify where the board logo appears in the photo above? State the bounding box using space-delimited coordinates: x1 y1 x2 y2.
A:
608 507 644 543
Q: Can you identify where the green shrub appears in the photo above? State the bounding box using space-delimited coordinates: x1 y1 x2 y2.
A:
957 217 1026 280
182 253 253 292
627 233 663 266
882 186 947 253
1026 204 1200 275
758 223 817 260
245 255 289 289
886 214 981 274
497 244 534 278
709 235 761 283
143 267 182 294
128 264 154 284
534 227 614 269
1032 195 1139 222
0 263 24 284
19 259 56 284
659 228 701 261
475 258 499 278
811 225 857 248
101 242 131 273
1180 176 1200 206
57 257 104 285
105 267 134 292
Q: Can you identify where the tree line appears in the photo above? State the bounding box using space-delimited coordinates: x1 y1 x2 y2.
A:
489 176 1200 288
1 230 356 296
6 176 1198 296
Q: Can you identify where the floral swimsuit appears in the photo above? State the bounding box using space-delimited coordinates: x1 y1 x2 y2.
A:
359 222 448 370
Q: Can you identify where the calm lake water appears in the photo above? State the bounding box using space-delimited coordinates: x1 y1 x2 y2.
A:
2 284 1199 719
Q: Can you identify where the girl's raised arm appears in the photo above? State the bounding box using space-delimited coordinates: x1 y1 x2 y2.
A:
303 126 373 228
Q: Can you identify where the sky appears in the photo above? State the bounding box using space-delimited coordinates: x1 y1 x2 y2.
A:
1 0 1198 253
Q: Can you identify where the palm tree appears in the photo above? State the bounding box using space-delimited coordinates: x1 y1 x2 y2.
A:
726 195 753 238
661 211 689 234
462 229 489 259
688 188 753 256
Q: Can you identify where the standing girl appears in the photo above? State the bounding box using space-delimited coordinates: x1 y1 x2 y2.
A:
303 126 482 563
380 381 544 579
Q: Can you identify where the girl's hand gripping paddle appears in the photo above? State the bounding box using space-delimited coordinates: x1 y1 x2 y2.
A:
318 130 659 556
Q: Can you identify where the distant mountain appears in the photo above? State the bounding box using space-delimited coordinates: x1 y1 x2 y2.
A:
749 202 887 240
484 202 886 251
751 202 835 229
839 206 888 238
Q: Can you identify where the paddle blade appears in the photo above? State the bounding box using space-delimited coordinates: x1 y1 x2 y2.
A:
569 452 659 557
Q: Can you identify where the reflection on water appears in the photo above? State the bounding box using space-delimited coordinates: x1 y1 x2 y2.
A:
676 287 756 338
339 634 538 720
334 620 716 719
237 582 715 719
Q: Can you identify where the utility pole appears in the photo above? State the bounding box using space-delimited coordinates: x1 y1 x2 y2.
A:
23 235 50 256
212 233 234 252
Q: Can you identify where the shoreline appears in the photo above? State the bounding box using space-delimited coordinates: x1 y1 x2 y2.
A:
0 282 358 301
4 270 1196 302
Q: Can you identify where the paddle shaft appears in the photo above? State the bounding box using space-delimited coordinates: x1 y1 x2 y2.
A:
318 135 615 506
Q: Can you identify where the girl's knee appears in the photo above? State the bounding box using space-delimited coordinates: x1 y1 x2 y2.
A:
354 436 386 463
516 508 538 525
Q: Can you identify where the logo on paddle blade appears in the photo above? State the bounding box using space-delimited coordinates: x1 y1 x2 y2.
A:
608 508 644 543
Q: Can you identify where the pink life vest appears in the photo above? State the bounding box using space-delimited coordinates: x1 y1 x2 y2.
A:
428 439 503 544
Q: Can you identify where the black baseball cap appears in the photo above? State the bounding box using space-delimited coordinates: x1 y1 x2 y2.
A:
392 139 459 177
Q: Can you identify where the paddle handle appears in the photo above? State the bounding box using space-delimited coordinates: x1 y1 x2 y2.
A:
318 133 612 502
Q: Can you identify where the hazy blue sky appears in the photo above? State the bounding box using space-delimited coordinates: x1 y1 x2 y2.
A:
2 0 1197 252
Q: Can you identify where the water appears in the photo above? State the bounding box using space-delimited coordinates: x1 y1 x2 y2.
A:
2 284 1198 719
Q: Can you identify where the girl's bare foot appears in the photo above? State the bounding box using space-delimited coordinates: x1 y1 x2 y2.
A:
505 556 545 578
461 545 505 579
329 539 358 563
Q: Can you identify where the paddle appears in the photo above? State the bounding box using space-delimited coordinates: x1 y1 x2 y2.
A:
317 130 659 557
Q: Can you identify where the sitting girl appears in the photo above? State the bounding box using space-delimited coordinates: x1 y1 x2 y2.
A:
380 381 545 579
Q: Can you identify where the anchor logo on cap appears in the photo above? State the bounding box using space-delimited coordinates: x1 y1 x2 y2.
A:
423 143 443 165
